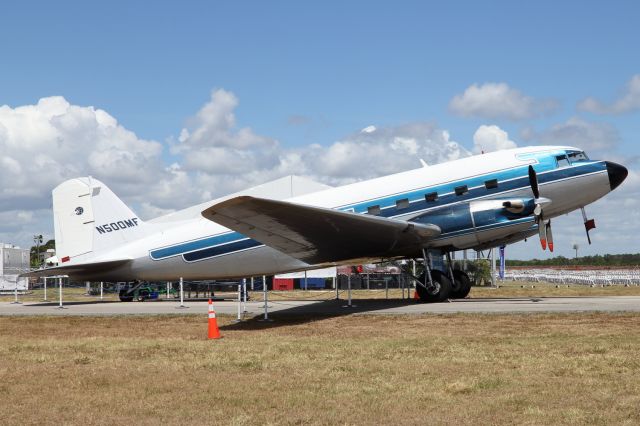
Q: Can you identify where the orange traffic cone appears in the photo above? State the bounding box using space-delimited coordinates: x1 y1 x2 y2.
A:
413 290 420 301
208 299 222 339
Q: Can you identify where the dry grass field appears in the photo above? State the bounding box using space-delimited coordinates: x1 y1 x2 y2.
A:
1 313 640 425
263 282 640 301
470 280 640 298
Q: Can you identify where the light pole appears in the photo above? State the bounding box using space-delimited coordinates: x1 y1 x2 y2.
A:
33 234 43 268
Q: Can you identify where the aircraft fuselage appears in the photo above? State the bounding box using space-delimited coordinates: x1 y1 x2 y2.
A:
58 146 627 281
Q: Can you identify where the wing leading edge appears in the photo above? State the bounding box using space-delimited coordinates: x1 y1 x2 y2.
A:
202 196 440 264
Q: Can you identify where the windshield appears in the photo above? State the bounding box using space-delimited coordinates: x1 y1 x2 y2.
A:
567 151 589 162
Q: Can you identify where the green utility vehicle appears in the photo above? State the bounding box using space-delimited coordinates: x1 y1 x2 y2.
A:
118 282 177 302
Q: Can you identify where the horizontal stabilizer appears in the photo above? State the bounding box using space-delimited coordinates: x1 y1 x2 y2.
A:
202 196 440 264
20 259 131 279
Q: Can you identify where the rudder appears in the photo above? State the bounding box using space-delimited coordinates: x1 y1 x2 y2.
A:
52 177 147 263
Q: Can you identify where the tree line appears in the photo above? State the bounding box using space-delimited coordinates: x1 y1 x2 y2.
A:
30 239 55 267
506 253 640 267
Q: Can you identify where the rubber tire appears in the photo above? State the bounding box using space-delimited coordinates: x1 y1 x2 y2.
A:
451 270 472 299
137 290 150 302
415 270 452 303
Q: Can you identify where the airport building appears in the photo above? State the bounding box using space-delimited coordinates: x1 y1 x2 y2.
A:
0 243 30 291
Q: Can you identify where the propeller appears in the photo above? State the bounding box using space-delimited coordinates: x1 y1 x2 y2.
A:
528 165 550 251
528 165 540 199
538 218 547 250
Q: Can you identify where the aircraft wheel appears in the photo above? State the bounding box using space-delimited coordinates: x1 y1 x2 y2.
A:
415 270 452 303
451 270 472 299
119 295 133 302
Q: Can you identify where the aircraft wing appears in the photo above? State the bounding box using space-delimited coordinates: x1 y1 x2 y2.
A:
202 196 440 264
19 259 131 279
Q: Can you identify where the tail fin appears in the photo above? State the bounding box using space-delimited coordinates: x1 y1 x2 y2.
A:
52 177 148 263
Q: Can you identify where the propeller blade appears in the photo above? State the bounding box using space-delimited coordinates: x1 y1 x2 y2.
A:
528 165 540 199
546 220 554 252
538 216 547 250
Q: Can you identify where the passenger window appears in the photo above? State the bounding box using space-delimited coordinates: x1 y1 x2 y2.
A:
396 198 409 210
367 205 381 215
455 185 468 196
425 192 438 202
556 155 570 168
484 179 498 189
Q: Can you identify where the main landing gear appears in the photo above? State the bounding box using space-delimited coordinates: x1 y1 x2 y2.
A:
451 270 472 299
414 249 471 303
415 269 451 303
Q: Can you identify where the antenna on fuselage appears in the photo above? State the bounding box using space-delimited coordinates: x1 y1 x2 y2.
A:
419 159 428 168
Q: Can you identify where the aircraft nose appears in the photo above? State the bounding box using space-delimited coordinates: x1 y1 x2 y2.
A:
606 161 628 191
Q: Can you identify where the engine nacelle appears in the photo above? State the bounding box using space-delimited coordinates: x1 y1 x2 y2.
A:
412 198 537 249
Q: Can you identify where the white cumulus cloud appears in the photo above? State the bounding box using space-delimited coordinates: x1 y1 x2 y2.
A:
449 82 559 121
578 74 640 115
298 123 470 184
0 93 474 249
527 117 619 152
173 89 280 175
472 125 517 154
0 96 173 210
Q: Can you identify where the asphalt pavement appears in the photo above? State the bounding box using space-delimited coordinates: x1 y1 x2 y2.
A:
2 296 640 317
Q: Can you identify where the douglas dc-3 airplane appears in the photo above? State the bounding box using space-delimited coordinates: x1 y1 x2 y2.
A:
24 146 627 303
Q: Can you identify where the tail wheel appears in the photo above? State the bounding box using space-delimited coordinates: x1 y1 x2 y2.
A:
451 270 472 299
415 270 452 303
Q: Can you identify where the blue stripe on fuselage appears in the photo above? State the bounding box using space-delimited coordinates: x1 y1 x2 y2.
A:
148 160 606 262
336 154 558 214
340 161 605 219
182 238 264 262
434 217 536 240
150 232 244 260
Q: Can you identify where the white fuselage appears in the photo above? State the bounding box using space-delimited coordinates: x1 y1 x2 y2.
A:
74 146 614 281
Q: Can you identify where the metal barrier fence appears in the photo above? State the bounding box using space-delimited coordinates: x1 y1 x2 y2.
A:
504 269 640 286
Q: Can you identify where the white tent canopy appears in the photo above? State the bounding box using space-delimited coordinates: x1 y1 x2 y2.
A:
275 266 337 279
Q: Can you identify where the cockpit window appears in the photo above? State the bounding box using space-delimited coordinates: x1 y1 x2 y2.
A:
556 155 570 168
567 151 589 162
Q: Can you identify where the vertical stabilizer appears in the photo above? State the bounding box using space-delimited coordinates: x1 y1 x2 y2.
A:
52 177 147 263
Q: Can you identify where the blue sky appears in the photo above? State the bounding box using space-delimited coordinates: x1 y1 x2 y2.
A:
0 1 638 259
